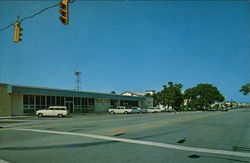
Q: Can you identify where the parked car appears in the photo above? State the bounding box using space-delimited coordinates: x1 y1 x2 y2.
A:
131 107 147 113
165 108 174 112
146 107 162 113
108 106 134 114
36 106 69 118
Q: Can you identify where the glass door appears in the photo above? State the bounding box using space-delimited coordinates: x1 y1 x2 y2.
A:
65 101 74 113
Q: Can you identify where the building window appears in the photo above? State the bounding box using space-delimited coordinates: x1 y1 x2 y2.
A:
120 100 138 108
74 97 81 109
22 94 97 114
110 100 118 108
47 96 51 106
23 95 29 109
80 98 94 108
66 97 73 101
30 95 34 105
41 96 46 109
36 96 41 109
56 96 61 106
23 95 35 112
61 97 65 106
51 96 55 106
23 95 29 105
29 95 35 108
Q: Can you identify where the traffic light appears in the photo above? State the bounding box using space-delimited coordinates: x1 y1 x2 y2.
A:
13 21 23 43
59 0 69 25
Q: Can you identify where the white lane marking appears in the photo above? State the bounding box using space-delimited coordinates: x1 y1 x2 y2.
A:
0 159 11 163
15 128 250 158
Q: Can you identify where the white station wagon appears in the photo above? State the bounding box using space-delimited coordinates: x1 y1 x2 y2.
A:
108 106 134 114
36 106 69 118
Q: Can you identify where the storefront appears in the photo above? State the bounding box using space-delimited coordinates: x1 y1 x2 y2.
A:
0 83 146 116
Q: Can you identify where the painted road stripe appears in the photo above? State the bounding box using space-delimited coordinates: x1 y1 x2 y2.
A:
15 128 250 158
0 159 11 163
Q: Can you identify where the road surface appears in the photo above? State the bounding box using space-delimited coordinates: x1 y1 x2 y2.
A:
0 108 250 163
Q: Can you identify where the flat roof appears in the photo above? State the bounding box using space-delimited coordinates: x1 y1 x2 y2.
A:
3 83 145 101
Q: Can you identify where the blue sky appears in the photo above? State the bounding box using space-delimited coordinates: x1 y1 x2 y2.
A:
0 1 249 102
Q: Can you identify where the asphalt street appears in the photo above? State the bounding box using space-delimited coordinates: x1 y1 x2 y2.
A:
0 108 250 163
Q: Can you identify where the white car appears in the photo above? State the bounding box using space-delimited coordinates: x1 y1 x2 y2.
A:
36 106 69 118
146 107 162 113
131 107 147 113
109 106 134 114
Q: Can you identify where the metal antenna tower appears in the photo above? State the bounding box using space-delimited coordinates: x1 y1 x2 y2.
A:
74 70 81 91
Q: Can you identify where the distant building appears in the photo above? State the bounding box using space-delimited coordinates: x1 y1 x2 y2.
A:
0 83 147 116
121 90 155 108
121 91 145 97
145 90 156 96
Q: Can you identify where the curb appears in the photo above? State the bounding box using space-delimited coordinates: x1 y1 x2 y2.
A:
0 116 30 119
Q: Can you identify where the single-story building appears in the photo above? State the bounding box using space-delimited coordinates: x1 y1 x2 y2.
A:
0 83 147 116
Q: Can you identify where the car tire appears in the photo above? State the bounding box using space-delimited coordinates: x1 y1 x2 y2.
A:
124 111 128 114
110 111 115 114
38 113 43 118
58 114 63 118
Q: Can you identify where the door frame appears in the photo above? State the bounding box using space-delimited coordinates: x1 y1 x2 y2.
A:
65 101 74 113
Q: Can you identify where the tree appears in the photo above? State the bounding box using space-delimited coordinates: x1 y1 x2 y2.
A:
159 81 184 110
110 91 116 94
240 83 250 95
152 92 162 106
184 84 224 110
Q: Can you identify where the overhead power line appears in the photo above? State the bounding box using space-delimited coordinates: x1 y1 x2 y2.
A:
0 0 76 32
20 4 59 23
0 23 14 32
0 0 246 32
